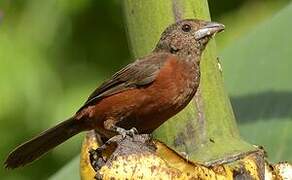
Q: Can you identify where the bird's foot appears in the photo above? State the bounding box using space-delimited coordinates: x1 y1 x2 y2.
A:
114 126 139 138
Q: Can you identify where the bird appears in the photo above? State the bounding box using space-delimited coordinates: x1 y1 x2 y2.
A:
5 19 224 169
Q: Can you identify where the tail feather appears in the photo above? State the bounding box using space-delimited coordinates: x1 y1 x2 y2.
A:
5 117 84 169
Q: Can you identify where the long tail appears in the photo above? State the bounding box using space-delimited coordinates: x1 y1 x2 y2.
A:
5 117 85 169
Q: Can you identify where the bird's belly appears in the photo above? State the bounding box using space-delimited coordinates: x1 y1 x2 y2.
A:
90 59 199 136
114 93 187 133
116 71 198 133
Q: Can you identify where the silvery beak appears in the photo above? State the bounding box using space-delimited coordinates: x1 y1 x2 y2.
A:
194 22 225 40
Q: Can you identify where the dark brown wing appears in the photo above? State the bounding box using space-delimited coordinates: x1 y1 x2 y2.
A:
78 53 171 111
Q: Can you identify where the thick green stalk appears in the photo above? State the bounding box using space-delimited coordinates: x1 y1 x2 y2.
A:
123 0 253 163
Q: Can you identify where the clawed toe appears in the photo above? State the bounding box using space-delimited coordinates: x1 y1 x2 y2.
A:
114 126 139 138
128 127 138 136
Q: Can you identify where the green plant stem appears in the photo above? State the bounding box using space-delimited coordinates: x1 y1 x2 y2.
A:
123 0 253 163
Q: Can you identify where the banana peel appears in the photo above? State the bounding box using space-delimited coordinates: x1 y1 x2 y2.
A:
80 131 100 180
80 131 292 180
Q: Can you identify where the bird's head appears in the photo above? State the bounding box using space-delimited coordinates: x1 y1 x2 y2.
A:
155 19 224 57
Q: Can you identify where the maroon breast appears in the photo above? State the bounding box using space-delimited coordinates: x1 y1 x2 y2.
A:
88 56 199 136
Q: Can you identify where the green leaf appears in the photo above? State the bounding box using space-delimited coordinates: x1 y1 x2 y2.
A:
48 156 80 180
221 2 292 162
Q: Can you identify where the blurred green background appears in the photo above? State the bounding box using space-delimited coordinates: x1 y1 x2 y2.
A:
1 0 291 179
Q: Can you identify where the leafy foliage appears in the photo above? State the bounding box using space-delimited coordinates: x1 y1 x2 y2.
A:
221 2 292 162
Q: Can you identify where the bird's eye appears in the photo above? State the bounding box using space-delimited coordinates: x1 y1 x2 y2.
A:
182 24 191 32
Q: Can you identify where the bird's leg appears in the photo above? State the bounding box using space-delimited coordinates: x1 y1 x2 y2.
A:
104 118 139 138
112 125 139 138
89 124 138 174
129 127 139 135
